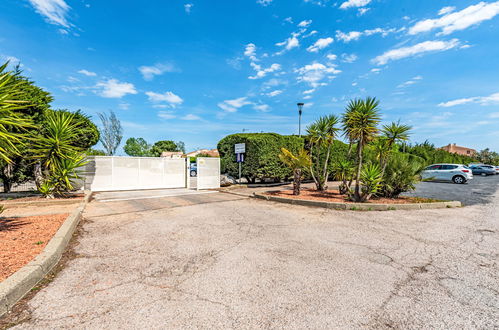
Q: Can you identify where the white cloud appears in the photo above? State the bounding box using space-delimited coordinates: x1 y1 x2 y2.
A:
489 112 499 118
409 2 499 35
218 97 252 112
181 114 201 120
358 8 370 15
438 92 499 107
77 69 96 77
438 6 456 15
342 53 358 63
96 79 137 98
307 37 334 52
158 111 176 120
138 63 175 81
276 35 300 52
28 0 71 27
253 104 270 112
397 75 423 88
370 68 381 73
336 27 398 42
266 90 283 97
257 0 273 6
1 55 21 65
146 91 184 105
298 20 312 27
295 62 341 87
184 3 193 13
326 54 337 61
339 0 371 10
249 63 282 79
303 89 316 94
372 39 461 65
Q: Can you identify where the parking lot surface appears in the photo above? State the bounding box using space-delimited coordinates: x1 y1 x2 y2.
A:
10 183 499 329
403 174 499 205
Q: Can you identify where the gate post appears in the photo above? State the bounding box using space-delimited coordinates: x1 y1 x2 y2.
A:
185 158 190 189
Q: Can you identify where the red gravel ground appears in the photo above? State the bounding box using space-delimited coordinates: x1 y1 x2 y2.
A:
0 213 69 281
267 189 438 204
0 193 84 202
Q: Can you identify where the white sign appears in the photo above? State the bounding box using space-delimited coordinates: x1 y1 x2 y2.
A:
234 143 246 154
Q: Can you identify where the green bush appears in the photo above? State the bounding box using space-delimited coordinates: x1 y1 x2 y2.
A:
217 133 304 183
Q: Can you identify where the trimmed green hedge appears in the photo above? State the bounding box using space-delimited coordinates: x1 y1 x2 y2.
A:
217 133 304 183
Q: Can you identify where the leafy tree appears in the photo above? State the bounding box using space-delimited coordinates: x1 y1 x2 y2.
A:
306 114 340 191
343 97 381 202
279 148 311 195
476 148 499 165
124 137 153 157
150 140 183 156
98 110 122 155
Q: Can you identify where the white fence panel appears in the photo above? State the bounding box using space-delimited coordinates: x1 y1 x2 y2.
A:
84 156 187 192
197 157 220 190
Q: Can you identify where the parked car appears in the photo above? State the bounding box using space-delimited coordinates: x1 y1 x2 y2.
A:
496 166 499 175
480 165 499 175
469 165 496 176
189 163 197 177
421 164 473 184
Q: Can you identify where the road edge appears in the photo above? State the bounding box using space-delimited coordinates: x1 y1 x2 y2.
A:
253 193 462 211
0 191 92 317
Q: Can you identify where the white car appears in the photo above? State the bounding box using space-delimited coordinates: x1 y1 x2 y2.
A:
421 164 473 184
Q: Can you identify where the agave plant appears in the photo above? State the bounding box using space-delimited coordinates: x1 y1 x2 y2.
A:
358 163 382 202
279 148 311 195
378 153 424 198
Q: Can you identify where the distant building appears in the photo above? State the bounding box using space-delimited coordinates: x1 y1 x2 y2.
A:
440 143 476 157
160 151 184 159
185 149 219 158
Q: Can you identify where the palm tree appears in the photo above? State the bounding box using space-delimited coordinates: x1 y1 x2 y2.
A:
32 110 83 172
306 114 340 191
0 62 32 162
279 148 311 195
344 97 381 202
379 121 411 176
342 98 363 158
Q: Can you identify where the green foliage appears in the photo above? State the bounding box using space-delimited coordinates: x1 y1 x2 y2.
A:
0 204 4 215
306 114 340 191
358 163 382 202
38 155 87 198
476 148 499 165
86 148 106 156
279 148 311 195
0 62 34 162
32 110 83 171
400 141 476 165
378 153 424 198
217 133 304 183
124 137 153 157
98 110 122 156
38 180 54 198
333 159 355 194
150 140 184 156
56 109 99 149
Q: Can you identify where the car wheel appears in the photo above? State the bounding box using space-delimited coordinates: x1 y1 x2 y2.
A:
190 170 197 177
452 175 465 184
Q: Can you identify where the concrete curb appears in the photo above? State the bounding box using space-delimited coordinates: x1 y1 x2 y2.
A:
2 198 83 208
253 193 462 211
0 191 92 317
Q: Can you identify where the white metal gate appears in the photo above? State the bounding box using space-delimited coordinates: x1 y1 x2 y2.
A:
83 156 187 192
196 157 220 190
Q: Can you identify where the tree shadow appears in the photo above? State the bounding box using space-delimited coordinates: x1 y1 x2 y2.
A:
0 217 30 232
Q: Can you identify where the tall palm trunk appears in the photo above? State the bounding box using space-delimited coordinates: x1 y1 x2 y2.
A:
320 143 332 191
293 168 301 195
354 139 364 201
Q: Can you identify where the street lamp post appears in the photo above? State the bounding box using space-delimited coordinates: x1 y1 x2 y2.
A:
297 102 304 137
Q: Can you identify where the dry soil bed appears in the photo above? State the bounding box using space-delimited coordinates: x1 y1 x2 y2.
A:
267 189 440 204
0 213 68 281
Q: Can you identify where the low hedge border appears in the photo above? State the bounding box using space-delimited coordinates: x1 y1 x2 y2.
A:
0 191 92 317
253 193 462 211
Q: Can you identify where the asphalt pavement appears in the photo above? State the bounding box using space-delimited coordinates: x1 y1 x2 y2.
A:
403 174 499 205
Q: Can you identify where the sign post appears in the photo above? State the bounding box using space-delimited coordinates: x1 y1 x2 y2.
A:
235 143 246 184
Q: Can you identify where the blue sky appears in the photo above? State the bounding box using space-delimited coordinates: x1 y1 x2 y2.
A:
1 0 499 153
